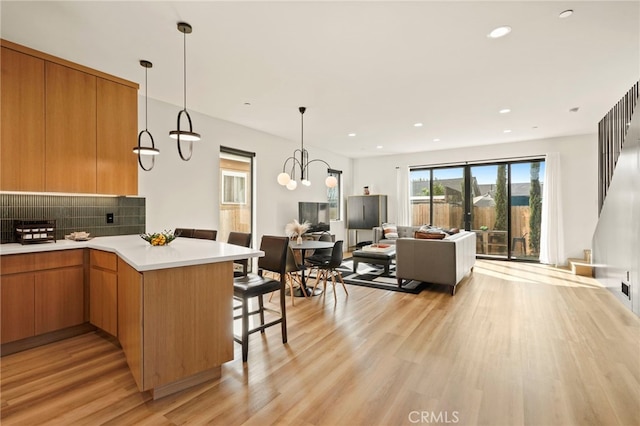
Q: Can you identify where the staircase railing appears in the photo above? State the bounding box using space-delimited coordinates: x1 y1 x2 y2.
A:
598 81 639 214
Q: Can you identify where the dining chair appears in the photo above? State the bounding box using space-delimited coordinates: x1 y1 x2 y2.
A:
175 228 195 238
312 240 348 302
305 232 334 265
233 235 289 362
227 231 252 276
193 229 217 240
271 246 305 305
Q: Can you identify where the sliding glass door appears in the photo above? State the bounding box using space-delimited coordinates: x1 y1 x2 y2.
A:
409 166 465 230
470 164 508 258
410 158 545 262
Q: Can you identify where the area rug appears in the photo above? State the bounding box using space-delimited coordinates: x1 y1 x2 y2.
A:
326 259 424 294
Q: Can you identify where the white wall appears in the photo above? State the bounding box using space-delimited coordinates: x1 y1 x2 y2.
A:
350 134 599 264
138 96 598 264
593 114 639 315
138 97 352 241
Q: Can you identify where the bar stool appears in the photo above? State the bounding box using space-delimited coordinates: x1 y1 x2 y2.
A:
227 231 252 277
233 235 289 362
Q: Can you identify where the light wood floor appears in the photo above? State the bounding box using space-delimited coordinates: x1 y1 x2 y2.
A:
2 260 639 425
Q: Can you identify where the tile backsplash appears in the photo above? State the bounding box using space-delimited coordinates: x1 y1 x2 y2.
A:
1 193 145 243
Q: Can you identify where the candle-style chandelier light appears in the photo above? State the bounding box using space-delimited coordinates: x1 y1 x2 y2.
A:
276 107 338 191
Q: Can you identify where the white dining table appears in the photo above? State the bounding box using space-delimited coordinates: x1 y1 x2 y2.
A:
289 240 335 296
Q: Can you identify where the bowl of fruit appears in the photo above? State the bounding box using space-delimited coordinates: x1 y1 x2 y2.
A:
140 230 177 246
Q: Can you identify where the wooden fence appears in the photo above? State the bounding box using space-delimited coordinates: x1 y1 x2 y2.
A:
411 203 531 239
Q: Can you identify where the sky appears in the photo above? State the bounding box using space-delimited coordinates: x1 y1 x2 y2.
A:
411 161 546 184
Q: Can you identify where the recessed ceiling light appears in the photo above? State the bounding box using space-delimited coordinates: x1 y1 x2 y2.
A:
488 26 512 39
532 126 538 129
348 133 356 137
503 129 512 133
499 108 511 114
569 107 580 113
414 123 423 127
243 102 251 106
376 145 383 149
559 9 574 19
433 138 440 142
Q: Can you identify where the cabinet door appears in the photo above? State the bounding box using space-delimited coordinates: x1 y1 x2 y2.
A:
90 268 118 336
34 267 84 335
347 196 365 229
45 62 97 193
1 47 45 191
363 195 387 228
1 273 35 343
97 78 137 195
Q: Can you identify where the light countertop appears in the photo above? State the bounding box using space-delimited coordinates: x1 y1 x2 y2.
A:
0 235 263 272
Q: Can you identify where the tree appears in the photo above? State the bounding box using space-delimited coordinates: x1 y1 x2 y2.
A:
494 165 507 230
529 162 542 254
421 180 445 196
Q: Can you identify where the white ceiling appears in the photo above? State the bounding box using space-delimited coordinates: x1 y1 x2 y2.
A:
2 1 639 158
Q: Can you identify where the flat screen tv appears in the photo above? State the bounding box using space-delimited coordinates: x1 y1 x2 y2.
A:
299 202 330 233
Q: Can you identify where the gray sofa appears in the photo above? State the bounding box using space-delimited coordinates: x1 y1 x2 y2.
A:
395 231 476 295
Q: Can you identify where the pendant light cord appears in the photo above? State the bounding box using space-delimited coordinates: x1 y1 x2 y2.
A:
183 30 187 110
144 66 148 130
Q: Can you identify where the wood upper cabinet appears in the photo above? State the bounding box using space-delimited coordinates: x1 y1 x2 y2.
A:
45 62 97 193
97 78 137 195
0 47 45 191
0 40 138 195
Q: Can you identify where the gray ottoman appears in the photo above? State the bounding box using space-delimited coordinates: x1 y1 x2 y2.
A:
351 248 396 275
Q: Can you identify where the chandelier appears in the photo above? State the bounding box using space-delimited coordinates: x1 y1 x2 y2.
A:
276 107 338 191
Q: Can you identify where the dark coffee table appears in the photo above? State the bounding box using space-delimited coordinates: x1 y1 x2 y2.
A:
351 247 396 275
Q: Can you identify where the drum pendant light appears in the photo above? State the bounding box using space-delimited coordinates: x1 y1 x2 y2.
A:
133 60 160 171
169 22 201 161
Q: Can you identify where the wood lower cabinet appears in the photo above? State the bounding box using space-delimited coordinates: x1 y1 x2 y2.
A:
118 258 233 398
1 273 35 343
35 267 84 335
0 46 45 191
89 250 118 336
0 250 85 344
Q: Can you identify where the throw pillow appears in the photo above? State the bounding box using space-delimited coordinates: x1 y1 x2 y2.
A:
382 223 399 240
415 231 446 240
418 224 432 233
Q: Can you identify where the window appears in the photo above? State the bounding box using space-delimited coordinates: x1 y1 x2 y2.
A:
409 158 545 262
327 169 342 221
221 171 247 204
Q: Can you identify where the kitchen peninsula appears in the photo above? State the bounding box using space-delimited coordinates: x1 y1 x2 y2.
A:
0 235 263 399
